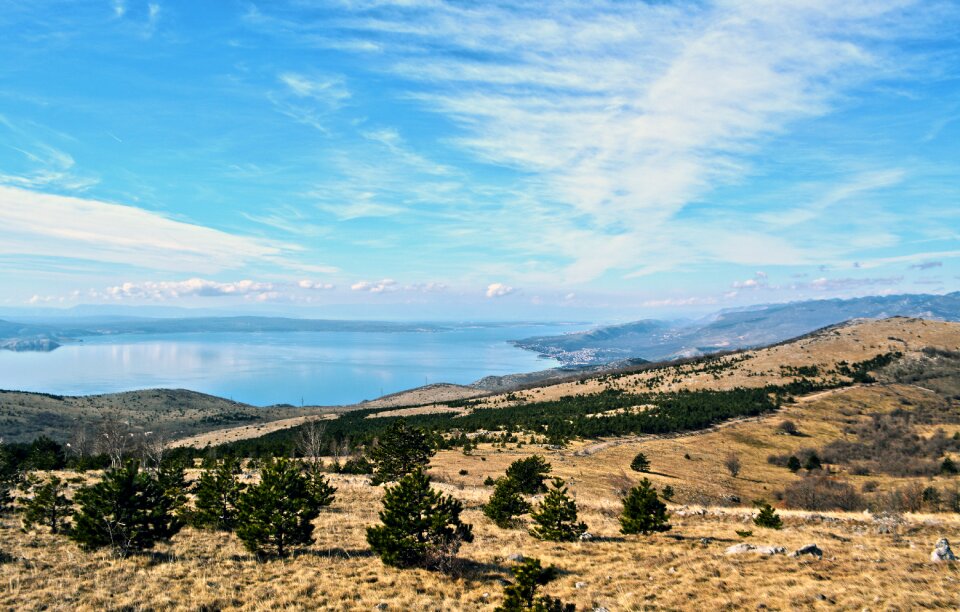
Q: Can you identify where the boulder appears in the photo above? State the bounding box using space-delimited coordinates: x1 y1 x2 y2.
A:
790 544 823 560
506 553 525 562
931 538 957 562
579 532 595 541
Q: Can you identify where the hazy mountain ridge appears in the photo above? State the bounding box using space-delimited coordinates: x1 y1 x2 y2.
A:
515 292 960 365
0 316 454 352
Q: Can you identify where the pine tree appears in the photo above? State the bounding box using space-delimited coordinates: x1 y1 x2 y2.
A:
305 468 337 511
752 501 783 529
495 558 575 612
369 419 435 484
530 478 587 542
803 453 822 471
235 458 319 557
484 477 531 528
505 455 552 494
630 452 650 473
786 456 802 472
619 478 671 535
69 461 182 557
193 456 246 531
22 475 73 534
0 441 21 515
941 457 958 475
367 468 474 568
661 484 675 501
155 458 189 518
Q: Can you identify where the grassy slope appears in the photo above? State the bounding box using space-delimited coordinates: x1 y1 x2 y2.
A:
0 388 335 443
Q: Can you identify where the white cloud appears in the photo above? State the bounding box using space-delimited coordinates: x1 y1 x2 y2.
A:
485 282 514 298
298 279 335 290
271 72 350 134
641 296 718 308
265 0 938 281
103 279 274 300
0 186 287 273
351 278 397 293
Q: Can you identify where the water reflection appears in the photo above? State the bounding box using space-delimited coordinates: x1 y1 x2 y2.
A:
0 327 565 406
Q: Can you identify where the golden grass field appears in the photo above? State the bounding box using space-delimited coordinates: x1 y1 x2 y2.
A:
3 317 960 610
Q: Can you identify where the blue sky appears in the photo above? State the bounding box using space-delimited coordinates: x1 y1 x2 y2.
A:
0 0 958 321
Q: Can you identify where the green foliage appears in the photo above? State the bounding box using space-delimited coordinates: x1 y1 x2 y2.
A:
21 475 72 534
506 455 552 494
660 484 674 501
619 478 671 535
630 452 650 472
787 456 802 472
484 476 496 486
155 459 189 517
338 455 374 475
305 469 337 511
484 477 531 528
235 458 319 557
26 436 67 471
804 453 822 471
942 457 958 475
495 558 575 612
735 530 753 538
192 457 246 531
69 461 183 557
752 501 783 530
366 468 473 568
530 478 587 542
369 419 435 484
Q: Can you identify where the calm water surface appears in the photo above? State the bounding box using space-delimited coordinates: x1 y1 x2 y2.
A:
0 324 571 406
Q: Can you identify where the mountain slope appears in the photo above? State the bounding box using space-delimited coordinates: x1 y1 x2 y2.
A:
516 292 960 364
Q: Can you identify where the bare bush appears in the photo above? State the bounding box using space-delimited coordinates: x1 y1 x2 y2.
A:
724 453 741 478
782 474 864 511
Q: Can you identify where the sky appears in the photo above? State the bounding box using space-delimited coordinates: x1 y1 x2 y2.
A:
0 0 958 321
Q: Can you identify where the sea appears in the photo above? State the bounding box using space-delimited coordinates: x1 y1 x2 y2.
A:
0 323 573 406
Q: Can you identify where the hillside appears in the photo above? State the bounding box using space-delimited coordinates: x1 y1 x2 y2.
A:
516 291 960 364
0 388 335 444
4 317 960 610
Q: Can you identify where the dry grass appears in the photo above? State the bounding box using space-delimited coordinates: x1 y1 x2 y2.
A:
5 318 960 609
4 468 960 611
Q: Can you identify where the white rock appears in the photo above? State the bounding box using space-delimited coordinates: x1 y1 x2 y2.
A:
931 538 957 562
725 543 786 556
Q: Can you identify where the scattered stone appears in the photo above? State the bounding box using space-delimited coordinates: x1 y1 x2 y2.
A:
579 532 595 541
699 537 713 546
725 544 786 556
725 543 755 555
374 604 388 610
791 544 823 560
481 593 490 600
592 608 610 612
667 567 677 574
931 538 957 562
506 553 524 562
725 495 741 504
575 582 587 589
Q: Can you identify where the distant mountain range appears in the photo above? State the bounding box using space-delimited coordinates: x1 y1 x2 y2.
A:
514 292 960 365
0 317 450 352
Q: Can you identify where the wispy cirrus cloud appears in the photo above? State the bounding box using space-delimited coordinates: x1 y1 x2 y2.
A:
246 1 951 283
0 186 290 274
